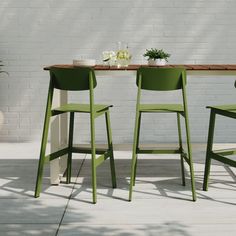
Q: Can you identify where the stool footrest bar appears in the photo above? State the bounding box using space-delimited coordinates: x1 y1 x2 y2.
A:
72 146 108 154
95 151 111 167
211 151 236 167
137 148 181 154
181 152 190 165
45 147 69 163
214 148 236 156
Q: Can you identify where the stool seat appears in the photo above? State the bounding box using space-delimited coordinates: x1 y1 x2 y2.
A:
140 104 184 113
207 104 236 111
52 103 112 114
206 105 236 119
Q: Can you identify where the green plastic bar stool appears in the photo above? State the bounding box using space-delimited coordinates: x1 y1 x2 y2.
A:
203 81 236 191
129 67 196 202
35 67 117 203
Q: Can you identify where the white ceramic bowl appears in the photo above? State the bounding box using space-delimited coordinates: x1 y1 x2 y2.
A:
73 59 96 67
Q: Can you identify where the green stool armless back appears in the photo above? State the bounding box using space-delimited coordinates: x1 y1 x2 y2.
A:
35 67 117 203
129 67 196 201
203 80 236 191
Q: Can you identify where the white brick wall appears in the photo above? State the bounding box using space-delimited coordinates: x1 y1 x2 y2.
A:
0 0 236 143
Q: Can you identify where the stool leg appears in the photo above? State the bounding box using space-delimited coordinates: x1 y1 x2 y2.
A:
66 112 74 184
177 113 186 186
90 112 97 204
129 112 141 201
35 84 53 198
133 113 142 186
203 110 216 191
35 114 51 197
105 111 117 188
184 111 196 201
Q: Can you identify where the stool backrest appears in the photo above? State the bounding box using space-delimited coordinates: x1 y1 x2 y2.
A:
136 67 186 91
50 67 97 91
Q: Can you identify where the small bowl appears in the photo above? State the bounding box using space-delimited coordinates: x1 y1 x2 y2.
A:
73 59 96 67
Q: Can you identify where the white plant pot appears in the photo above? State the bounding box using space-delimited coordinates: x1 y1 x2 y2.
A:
156 59 166 66
148 59 166 66
147 59 156 66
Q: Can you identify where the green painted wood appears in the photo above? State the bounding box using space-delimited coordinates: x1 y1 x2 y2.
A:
66 112 74 184
181 74 196 201
52 104 111 114
181 152 190 165
137 149 181 154
50 66 97 91
211 152 236 167
203 111 216 191
133 112 142 186
136 67 187 91
139 104 184 113
35 67 116 203
95 109 108 118
35 79 54 198
89 72 97 204
207 104 236 111
95 152 110 167
129 68 196 202
207 105 236 119
72 147 107 154
177 113 186 186
46 148 69 162
203 107 236 191
129 73 142 201
105 111 117 188
215 149 236 156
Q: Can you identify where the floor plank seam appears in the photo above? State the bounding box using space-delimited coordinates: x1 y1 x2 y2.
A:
55 154 87 236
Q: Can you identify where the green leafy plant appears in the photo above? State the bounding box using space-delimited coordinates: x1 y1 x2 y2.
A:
0 60 8 75
143 48 171 61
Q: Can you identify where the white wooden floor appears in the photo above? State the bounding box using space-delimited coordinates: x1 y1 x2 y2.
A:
0 143 235 236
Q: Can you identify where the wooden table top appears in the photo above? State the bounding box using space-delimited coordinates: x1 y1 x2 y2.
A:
44 64 236 71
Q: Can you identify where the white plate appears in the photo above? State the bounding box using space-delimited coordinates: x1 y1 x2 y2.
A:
73 59 96 67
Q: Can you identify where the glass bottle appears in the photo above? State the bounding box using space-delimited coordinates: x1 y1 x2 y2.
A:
116 42 131 68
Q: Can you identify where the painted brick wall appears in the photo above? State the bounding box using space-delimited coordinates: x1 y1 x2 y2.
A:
0 0 236 143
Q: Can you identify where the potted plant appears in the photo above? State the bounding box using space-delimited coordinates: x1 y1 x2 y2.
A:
143 48 170 66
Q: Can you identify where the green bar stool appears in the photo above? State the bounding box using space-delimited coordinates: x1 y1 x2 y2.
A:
203 81 236 191
35 67 117 204
129 67 196 202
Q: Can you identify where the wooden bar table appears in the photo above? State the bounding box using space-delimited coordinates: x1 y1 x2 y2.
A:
44 64 236 184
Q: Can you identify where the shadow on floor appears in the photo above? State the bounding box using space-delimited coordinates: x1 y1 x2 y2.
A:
58 222 192 236
0 158 235 204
